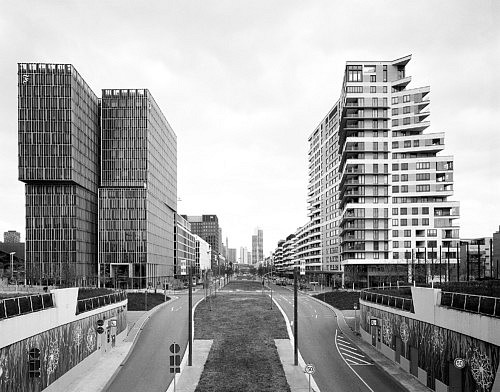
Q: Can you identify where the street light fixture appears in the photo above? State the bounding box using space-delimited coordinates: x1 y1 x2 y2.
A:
9 252 16 284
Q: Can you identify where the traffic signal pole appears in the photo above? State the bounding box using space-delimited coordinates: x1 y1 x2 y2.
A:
188 263 192 366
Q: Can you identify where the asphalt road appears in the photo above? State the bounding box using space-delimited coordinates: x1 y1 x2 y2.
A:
105 291 204 392
272 285 406 392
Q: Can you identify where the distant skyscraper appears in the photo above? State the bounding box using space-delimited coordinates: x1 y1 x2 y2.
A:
99 88 177 287
184 215 220 271
18 63 100 284
228 248 237 264
251 228 264 264
239 247 248 263
4 231 21 243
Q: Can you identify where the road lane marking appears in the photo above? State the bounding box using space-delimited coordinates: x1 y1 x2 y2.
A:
342 352 371 365
335 329 375 391
337 347 365 359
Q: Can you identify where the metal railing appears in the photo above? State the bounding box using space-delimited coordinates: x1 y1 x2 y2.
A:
360 289 414 312
0 293 54 320
76 291 127 315
441 291 500 318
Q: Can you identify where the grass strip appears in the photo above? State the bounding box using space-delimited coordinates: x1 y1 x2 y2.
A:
313 290 361 310
127 293 169 311
194 288 290 392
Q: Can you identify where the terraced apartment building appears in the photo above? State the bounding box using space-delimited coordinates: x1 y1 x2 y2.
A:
305 55 460 286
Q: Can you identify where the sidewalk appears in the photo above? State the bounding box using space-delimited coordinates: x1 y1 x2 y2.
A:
306 291 431 392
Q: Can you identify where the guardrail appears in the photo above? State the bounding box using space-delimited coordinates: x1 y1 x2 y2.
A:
76 291 127 315
360 290 414 312
0 293 54 320
441 291 500 318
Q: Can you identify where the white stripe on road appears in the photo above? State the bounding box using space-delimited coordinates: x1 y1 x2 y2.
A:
337 346 366 359
341 352 372 365
335 329 375 392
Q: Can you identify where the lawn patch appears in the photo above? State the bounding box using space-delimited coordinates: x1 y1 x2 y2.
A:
222 280 263 291
194 294 290 392
313 290 361 310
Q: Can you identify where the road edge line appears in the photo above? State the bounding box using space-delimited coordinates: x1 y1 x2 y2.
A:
272 295 321 392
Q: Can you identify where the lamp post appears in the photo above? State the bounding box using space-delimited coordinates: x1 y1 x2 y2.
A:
10 252 15 284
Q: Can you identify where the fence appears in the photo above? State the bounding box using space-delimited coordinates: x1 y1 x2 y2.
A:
0 293 54 320
440 291 500 318
360 288 414 312
76 291 127 315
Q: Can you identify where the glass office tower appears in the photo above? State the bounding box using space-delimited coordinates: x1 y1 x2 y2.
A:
99 89 177 288
18 63 100 284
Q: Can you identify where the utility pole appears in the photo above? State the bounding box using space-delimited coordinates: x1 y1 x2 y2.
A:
188 260 193 366
294 267 298 366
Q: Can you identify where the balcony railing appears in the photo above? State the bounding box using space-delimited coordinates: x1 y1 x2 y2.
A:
360 289 414 312
76 291 127 315
440 291 500 318
0 293 54 320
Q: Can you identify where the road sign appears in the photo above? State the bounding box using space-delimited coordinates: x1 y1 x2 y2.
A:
370 318 378 326
353 303 358 310
97 319 104 326
109 319 117 327
180 260 187 276
96 326 104 334
170 343 180 354
304 363 316 375
454 358 466 369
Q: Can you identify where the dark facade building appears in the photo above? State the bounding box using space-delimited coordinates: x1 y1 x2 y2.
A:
493 226 500 279
99 89 177 288
18 63 100 285
183 215 220 271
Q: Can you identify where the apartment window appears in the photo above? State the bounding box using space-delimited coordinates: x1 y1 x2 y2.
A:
392 97 398 105
372 97 378 106
416 173 430 181
427 229 437 237
401 163 408 170
392 108 398 116
392 186 399 193
392 163 399 170
383 86 388 93
401 174 408 181
392 119 399 126
400 208 407 215
416 185 430 192
422 207 429 214
413 140 420 147
393 230 399 237
400 219 407 226
392 219 399 226
412 218 418 226
404 230 411 237
392 208 399 215
392 174 399 182
393 252 399 259
404 241 411 248
422 218 429 226
428 240 437 248
383 65 388 82
401 185 408 193
370 75 376 82
403 106 411 114
416 162 431 170
347 65 363 82
404 140 411 148
370 86 377 93
412 207 418 215
393 241 399 248
403 95 410 103
403 117 411 125
346 86 363 93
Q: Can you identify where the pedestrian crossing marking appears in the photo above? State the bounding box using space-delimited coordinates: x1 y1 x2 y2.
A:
335 331 373 366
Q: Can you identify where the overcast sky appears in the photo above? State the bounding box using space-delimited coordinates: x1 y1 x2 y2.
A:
0 0 498 255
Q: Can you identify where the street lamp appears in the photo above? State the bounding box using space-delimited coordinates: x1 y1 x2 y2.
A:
9 252 16 284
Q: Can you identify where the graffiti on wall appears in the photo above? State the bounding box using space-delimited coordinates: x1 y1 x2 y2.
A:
0 306 126 392
361 304 499 391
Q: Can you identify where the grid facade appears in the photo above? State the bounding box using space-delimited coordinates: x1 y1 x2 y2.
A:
99 89 177 287
18 63 100 284
174 214 195 277
306 55 460 286
184 215 220 271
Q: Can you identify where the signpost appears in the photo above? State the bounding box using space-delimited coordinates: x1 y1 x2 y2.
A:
304 363 316 392
353 303 358 333
454 358 465 369
170 342 181 392
300 259 306 276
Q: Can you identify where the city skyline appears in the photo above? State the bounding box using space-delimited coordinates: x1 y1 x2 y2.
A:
1 0 499 255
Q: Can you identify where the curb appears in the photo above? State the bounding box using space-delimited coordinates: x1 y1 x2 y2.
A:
306 293 429 392
101 295 179 391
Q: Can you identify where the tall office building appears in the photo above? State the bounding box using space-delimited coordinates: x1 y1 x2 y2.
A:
184 215 220 271
307 55 459 286
99 88 177 287
18 63 100 284
251 228 264 264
